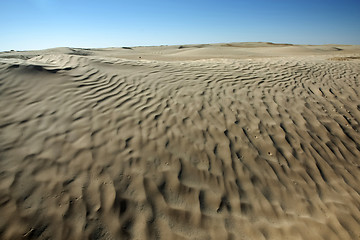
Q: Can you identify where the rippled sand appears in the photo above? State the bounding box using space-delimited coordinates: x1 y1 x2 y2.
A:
1 43 360 239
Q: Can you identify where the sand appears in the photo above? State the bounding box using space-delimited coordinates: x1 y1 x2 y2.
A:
1 42 360 239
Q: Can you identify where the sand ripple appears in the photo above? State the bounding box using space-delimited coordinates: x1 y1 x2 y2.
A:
1 52 360 239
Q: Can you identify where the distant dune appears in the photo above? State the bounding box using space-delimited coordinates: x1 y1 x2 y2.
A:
1 43 360 239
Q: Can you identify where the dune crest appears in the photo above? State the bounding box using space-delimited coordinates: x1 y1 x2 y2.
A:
1 44 360 239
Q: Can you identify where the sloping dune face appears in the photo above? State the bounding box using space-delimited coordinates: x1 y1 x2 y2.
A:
1 49 360 240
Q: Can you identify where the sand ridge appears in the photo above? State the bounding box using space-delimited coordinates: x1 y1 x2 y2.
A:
1 43 360 239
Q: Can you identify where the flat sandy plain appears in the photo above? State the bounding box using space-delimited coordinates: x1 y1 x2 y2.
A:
1 42 360 239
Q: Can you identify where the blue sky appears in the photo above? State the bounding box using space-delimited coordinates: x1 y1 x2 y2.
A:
1 0 360 51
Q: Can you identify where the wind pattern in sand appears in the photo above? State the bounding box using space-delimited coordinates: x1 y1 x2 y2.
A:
1 47 360 239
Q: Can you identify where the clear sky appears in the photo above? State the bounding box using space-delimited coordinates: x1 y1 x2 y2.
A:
1 0 360 51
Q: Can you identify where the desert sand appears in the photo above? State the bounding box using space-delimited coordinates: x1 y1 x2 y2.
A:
1 42 360 239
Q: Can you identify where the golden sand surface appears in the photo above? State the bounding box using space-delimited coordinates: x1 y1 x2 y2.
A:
1 43 360 239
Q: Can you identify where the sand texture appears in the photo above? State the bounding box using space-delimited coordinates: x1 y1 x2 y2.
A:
1 43 360 239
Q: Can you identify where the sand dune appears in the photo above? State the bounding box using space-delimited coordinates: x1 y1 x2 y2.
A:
1 43 360 239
